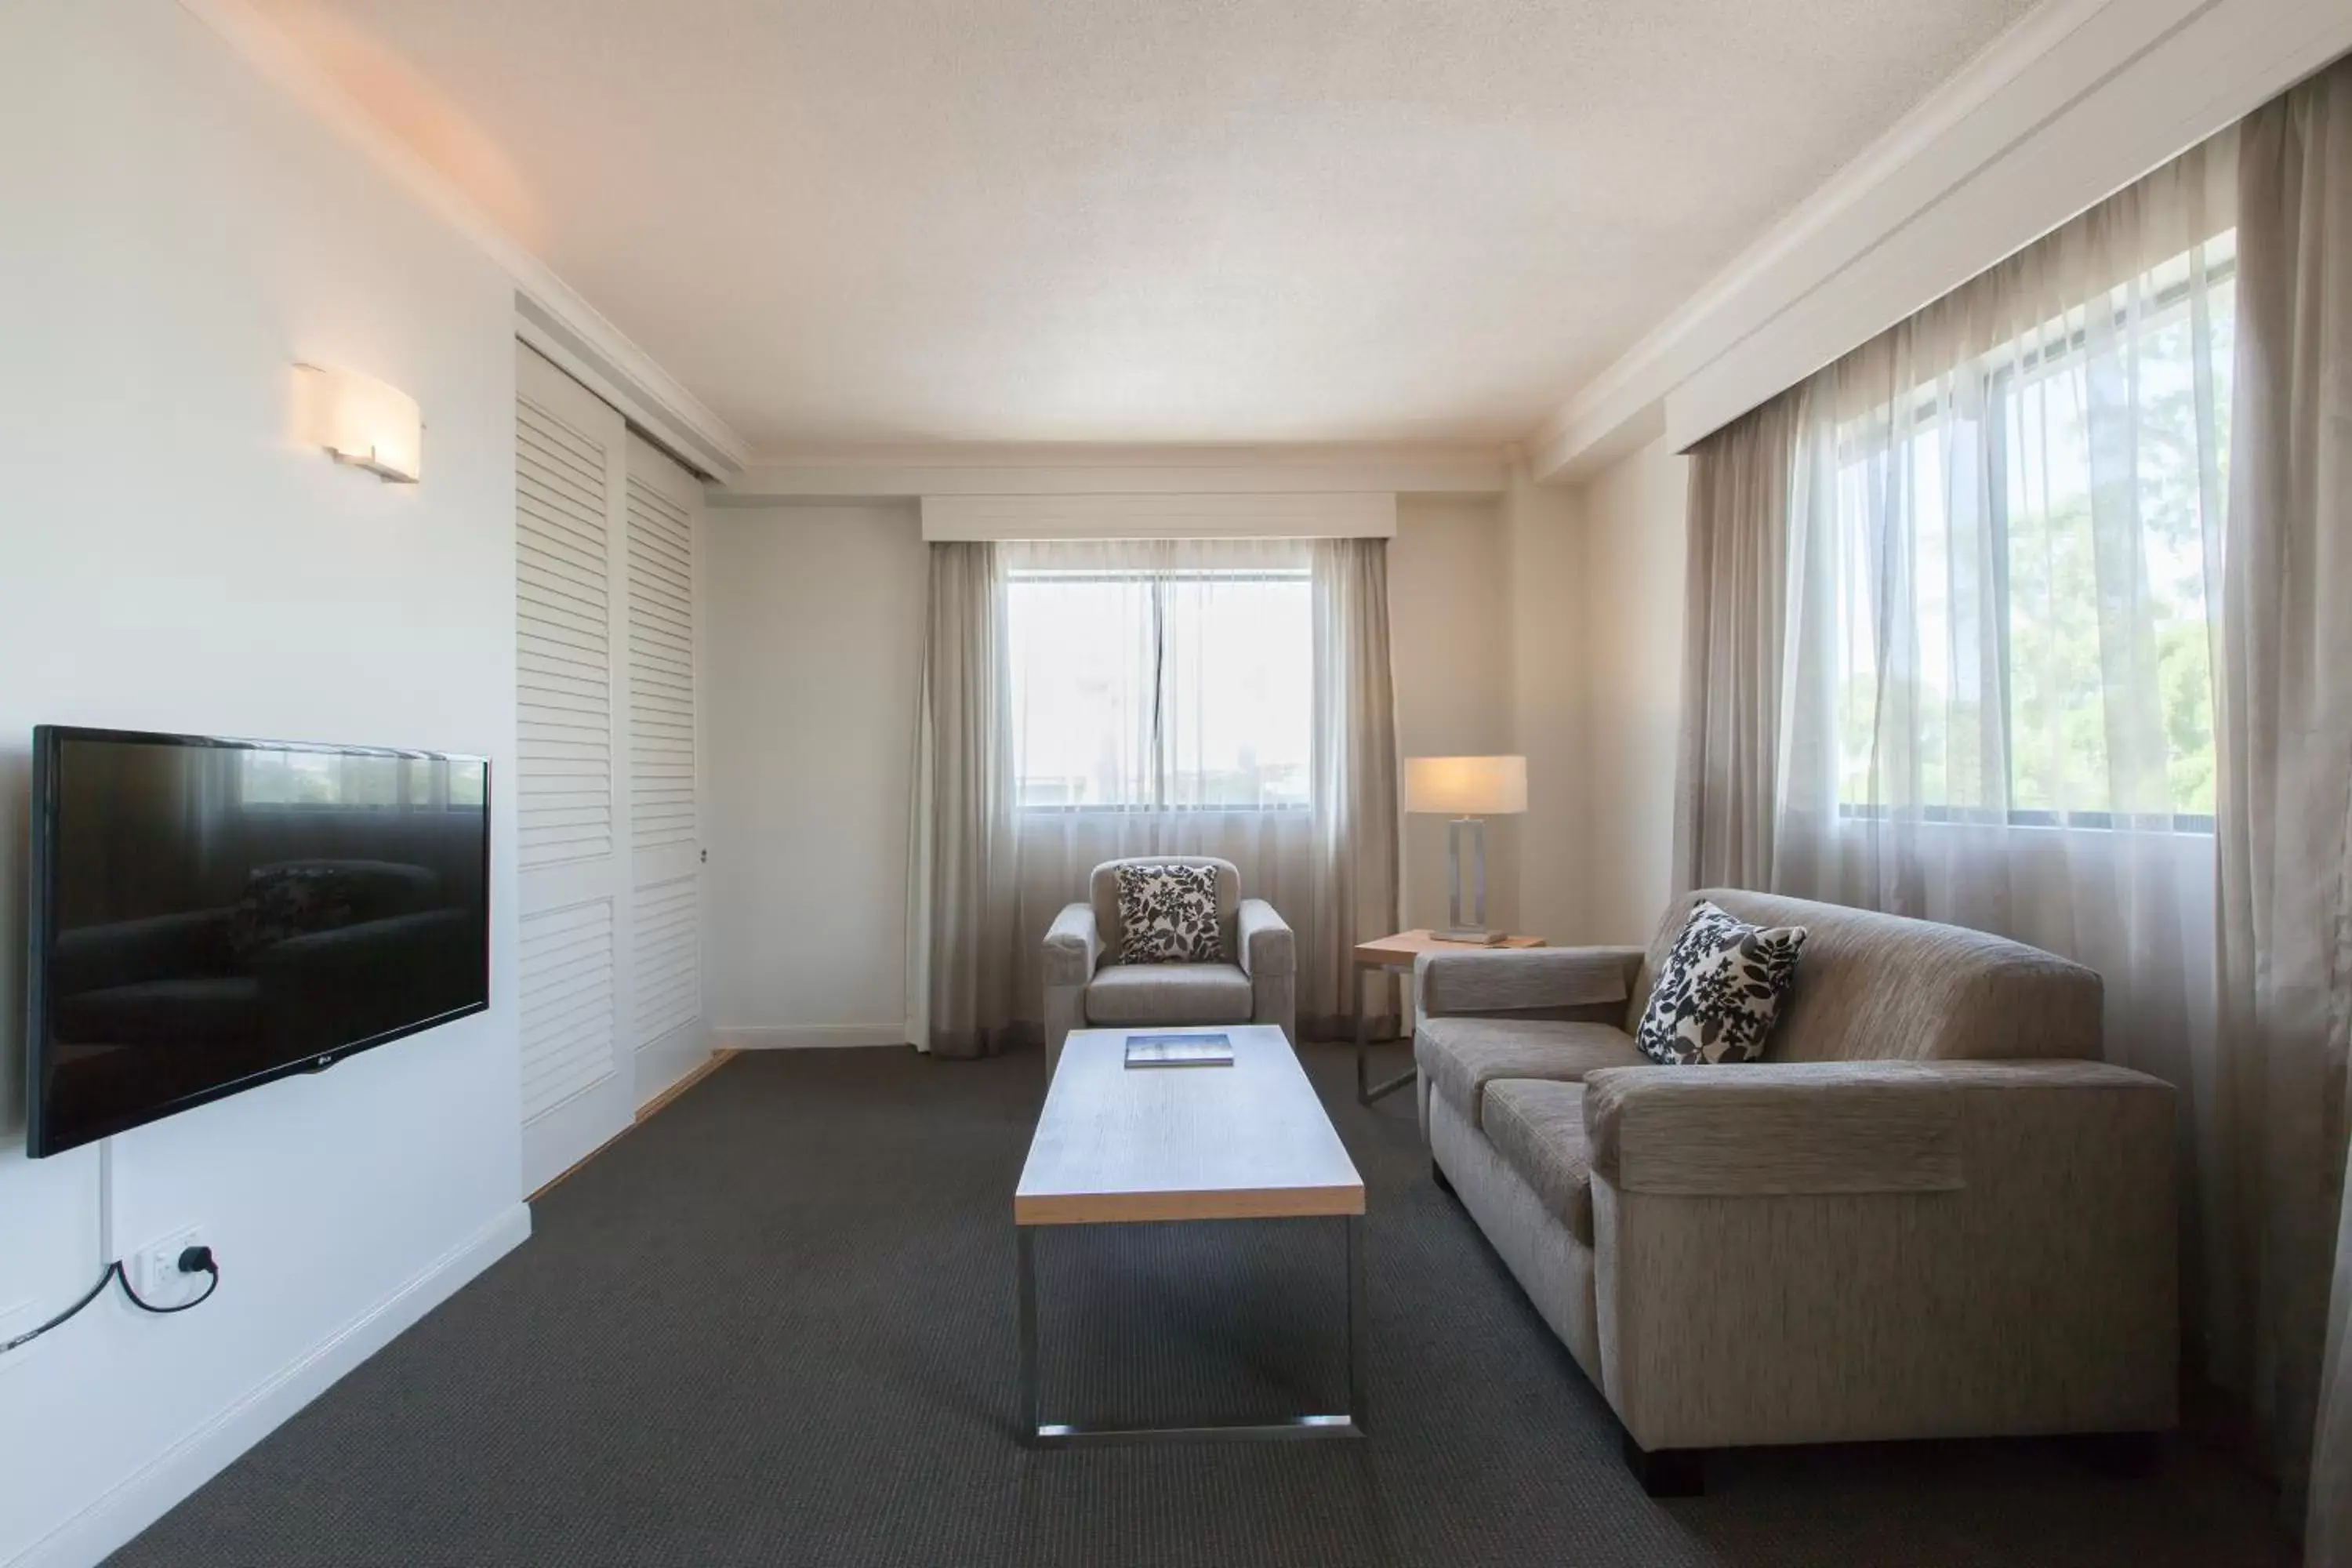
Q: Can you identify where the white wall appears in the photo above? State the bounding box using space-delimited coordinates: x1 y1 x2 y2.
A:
1389 498 1519 934
0 4 526 1563
705 506 925 1045
1570 437 1689 948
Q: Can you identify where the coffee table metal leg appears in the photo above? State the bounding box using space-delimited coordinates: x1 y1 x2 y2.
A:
1018 1227 1039 1442
1356 962 1417 1105
1017 1218 1367 1446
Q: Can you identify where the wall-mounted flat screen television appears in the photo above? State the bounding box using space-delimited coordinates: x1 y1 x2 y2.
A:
26 726 490 1157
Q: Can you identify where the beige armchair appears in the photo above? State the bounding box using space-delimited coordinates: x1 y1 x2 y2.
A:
1414 889 2179 1494
1042 856 1295 1076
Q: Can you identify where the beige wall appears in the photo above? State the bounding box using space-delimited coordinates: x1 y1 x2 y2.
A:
1389 497 1520 933
706 504 926 1044
699 474 1683 1032
1501 464 1588 944
702 499 1526 1037
1571 436 1689 947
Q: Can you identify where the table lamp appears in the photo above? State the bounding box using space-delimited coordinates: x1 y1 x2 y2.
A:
1403 756 1527 943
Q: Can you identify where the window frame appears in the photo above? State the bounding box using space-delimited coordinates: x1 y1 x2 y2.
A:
1005 561 1315 815
1827 245 2233 837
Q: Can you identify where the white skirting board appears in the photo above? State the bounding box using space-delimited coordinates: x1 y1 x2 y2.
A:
634 1025 716 1112
712 1024 908 1050
12 1203 532 1568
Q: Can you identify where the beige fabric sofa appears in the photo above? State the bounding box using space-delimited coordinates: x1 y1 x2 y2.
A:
1042 856 1296 1076
1415 887 2178 1491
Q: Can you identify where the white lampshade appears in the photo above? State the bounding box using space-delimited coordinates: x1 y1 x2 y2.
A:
1404 755 1527 816
296 362 422 483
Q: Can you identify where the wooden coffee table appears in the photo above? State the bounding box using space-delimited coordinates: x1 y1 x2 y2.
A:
1351 928 1544 1104
1014 1023 1367 1444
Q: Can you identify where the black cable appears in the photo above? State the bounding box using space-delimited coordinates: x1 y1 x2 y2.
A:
0 1247 220 1355
0 1263 118 1355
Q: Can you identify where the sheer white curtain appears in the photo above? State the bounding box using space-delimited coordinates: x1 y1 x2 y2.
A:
1772 132 2239 1353
1006 537 1319 1020
993 535 1398 1039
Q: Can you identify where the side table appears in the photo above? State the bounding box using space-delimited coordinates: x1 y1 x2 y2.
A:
1351 928 1544 1105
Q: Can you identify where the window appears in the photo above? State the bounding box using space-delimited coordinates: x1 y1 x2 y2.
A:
238 750 485 810
1825 230 2234 833
1005 543 1312 811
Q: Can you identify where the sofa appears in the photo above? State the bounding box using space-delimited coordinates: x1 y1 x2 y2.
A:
41 858 481 1134
1415 887 2179 1492
1041 855 1295 1076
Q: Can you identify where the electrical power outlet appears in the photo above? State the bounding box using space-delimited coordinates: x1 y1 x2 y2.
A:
131 1226 211 1306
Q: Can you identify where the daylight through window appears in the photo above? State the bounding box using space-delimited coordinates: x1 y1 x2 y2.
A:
1007 554 1312 811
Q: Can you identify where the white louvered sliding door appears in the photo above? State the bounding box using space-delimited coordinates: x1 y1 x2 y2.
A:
516 343 635 1194
622 433 708 1109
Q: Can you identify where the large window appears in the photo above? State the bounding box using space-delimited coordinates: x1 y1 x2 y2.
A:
1824 230 2234 832
239 750 486 810
1006 541 1312 811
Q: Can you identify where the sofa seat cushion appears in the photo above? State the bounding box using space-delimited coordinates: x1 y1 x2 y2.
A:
1481 1080 1596 1246
1086 962 1254 1026
1414 1017 1646 1128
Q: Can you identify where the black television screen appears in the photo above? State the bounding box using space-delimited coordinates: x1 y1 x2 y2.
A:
26 726 490 1157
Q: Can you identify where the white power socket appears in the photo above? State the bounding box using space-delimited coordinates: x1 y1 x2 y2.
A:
130 1226 212 1308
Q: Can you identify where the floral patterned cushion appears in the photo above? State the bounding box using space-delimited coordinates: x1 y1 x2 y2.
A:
1114 862 1226 965
1633 899 1807 1065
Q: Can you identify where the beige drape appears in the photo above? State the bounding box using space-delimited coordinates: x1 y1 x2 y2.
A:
1671 390 1808 894
1303 537 1402 1036
1003 537 1323 1029
2217 57 2352 1551
1663 58 2352 1537
918 542 1019 1058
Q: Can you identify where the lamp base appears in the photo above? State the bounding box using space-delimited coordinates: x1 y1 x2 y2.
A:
1430 927 1508 946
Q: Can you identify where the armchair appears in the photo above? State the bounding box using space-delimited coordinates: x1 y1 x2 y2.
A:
1042 856 1294 1076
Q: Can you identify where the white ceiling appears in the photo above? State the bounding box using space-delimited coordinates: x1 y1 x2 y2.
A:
254 0 2040 453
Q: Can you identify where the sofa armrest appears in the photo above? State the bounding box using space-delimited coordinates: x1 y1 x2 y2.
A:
1581 1061 1964 1195
1583 1058 2172 1196
49 908 232 993
1415 946 1643 1018
1042 902 1101 989
1236 898 1293 979
1584 1056 2180 1451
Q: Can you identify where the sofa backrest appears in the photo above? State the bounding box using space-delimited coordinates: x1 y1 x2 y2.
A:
1090 856 1242 964
245 859 443 920
1627 888 2103 1064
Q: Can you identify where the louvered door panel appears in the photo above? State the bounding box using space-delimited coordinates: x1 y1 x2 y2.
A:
631 877 700 1048
623 433 709 1109
517 397 615 869
520 898 617 1120
626 474 696 854
516 343 635 1196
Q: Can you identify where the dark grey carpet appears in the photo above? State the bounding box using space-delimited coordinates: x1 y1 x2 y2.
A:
112 1044 2292 1567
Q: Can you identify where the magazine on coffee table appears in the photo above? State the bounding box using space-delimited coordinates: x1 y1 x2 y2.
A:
1123 1032 1235 1069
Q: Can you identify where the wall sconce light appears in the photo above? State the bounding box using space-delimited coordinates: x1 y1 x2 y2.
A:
294 362 422 483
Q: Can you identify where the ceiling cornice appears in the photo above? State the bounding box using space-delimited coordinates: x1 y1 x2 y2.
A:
713 443 1513 506
176 0 751 479
1527 0 2352 481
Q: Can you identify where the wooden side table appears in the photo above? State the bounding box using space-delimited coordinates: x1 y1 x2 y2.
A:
1351 929 1544 1104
